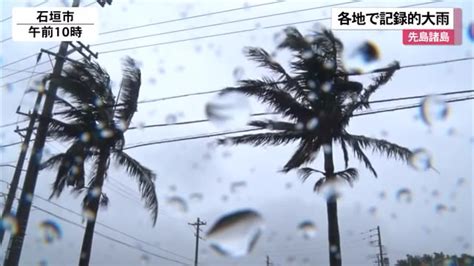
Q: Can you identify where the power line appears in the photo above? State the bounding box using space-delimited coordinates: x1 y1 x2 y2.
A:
121 95 474 151
1 0 439 75
29 203 191 265
0 179 193 262
1 91 473 149
0 0 48 23
92 1 357 47
0 0 283 69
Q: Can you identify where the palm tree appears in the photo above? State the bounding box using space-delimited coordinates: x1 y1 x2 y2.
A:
38 57 158 266
218 26 412 266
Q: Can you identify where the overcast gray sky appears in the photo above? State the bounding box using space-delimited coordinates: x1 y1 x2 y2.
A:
1 0 473 265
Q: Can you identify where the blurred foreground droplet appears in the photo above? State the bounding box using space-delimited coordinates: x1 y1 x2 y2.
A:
166 196 188 213
420 96 449 126
207 209 264 257
39 220 62 244
0 215 19 235
396 188 412 203
354 41 380 63
205 91 251 129
409 148 432 171
298 221 317 239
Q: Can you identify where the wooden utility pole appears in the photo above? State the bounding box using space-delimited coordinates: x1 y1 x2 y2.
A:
266 255 273 266
0 88 43 246
377 226 384 266
1 0 102 264
189 217 206 266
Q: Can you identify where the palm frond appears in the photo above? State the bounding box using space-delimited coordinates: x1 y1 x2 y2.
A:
244 47 292 81
339 138 349 169
359 61 399 109
283 138 322 172
42 116 84 142
277 27 311 52
113 151 158 225
218 131 300 147
344 133 412 162
115 56 141 131
222 77 311 120
40 153 66 170
297 167 325 183
334 168 358 187
342 135 377 177
249 120 296 131
49 142 88 198
313 177 327 192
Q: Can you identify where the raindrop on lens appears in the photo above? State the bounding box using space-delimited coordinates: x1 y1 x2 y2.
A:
166 196 188 213
396 188 412 203
298 221 317 239
165 114 177 124
82 208 96 222
321 82 332 93
39 220 62 244
140 254 150 265
420 96 449 126
354 41 380 63
409 148 432 171
189 193 203 202
0 215 19 235
273 31 285 45
232 67 244 81
435 204 447 214
306 118 318 130
205 91 251 129
230 181 247 193
206 209 264 257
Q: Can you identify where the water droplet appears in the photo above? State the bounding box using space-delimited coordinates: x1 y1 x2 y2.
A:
435 203 447 214
431 190 440 198
4 83 14 93
38 259 48 266
207 209 264 257
378 191 386 200
295 122 304 131
77 132 89 142
137 122 146 130
298 221 317 239
232 67 244 81
323 144 332 155
409 148 432 171
354 41 380 63
205 91 251 129
100 129 114 138
306 118 319 130
396 188 412 203
273 31 285 45
467 22 474 42
230 181 247 194
368 206 377 216
165 114 177 124
302 50 313 59
189 193 203 202
420 95 449 126
221 195 228 202
456 178 466 187
0 215 19 235
166 196 188 213
88 187 101 199
140 254 150 265
321 82 332 93
169 185 177 192
39 220 62 244
82 208 96 222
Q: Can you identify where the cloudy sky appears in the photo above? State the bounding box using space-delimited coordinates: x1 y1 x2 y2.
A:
1 0 473 265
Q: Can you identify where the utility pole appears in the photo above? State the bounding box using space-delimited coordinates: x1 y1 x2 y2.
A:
0 86 44 245
2 0 102 264
377 226 384 266
368 226 387 266
266 255 273 266
189 217 206 266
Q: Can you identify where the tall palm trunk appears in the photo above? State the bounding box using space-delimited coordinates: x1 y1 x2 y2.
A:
79 148 109 266
324 142 341 266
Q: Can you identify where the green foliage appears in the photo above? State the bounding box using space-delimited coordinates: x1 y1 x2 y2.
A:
395 253 474 266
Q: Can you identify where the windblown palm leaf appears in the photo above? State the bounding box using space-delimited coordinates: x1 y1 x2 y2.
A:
219 26 412 175
39 57 159 225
